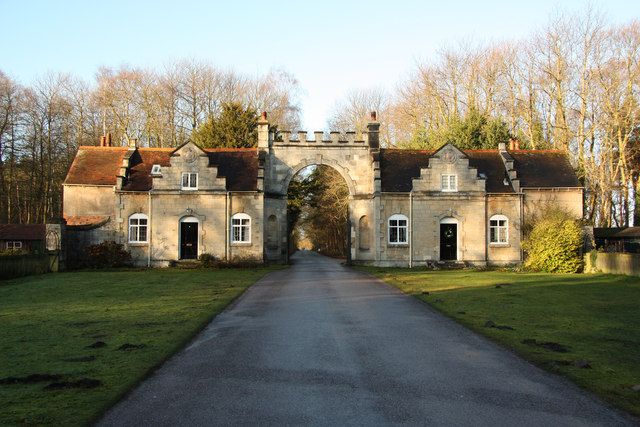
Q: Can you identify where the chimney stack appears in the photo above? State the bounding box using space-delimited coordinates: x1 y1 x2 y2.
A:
366 111 380 149
106 132 112 147
128 138 138 149
257 111 271 149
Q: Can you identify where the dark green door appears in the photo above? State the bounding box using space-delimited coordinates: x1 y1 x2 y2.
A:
440 223 457 261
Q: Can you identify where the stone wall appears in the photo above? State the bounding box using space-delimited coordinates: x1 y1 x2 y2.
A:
584 251 640 276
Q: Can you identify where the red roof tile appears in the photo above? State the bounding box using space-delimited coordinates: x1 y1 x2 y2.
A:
64 146 128 186
66 146 259 192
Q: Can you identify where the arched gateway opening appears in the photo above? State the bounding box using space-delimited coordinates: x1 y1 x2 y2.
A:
286 164 350 259
259 112 380 264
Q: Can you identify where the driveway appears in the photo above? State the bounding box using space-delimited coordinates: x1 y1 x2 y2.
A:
99 251 633 426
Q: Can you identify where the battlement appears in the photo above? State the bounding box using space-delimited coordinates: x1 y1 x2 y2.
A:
258 111 380 149
274 130 368 146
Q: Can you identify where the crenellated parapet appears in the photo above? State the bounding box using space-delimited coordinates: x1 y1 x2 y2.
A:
257 111 379 149
274 130 368 146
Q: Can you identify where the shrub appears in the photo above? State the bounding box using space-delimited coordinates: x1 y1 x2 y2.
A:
522 208 583 273
84 241 132 268
199 253 217 268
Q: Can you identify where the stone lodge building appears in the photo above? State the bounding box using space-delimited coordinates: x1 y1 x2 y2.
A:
63 113 582 267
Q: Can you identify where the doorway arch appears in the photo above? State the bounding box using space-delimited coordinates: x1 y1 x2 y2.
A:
439 217 459 261
179 216 199 260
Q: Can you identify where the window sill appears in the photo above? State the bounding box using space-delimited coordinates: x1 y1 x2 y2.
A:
489 243 510 248
231 242 252 247
388 243 409 248
128 242 148 247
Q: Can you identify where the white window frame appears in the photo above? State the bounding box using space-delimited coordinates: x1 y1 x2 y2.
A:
181 172 198 190
128 213 149 243
6 241 22 250
388 214 409 245
231 213 251 243
489 214 509 244
441 174 458 192
151 164 162 175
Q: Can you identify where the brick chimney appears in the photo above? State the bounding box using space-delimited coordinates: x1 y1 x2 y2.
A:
366 111 380 149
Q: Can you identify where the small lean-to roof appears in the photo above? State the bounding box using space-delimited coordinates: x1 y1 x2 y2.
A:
593 227 640 239
65 146 259 191
63 215 110 229
0 224 45 240
379 148 579 192
511 150 581 188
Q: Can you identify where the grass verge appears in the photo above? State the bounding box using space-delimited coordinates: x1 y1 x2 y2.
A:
0 267 280 425
359 267 640 417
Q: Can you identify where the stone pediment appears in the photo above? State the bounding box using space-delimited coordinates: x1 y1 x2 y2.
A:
431 143 468 164
171 141 207 163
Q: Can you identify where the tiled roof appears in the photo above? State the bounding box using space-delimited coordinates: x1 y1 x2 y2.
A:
0 224 45 240
65 146 258 192
510 150 581 188
121 149 173 191
379 149 433 192
379 148 579 193
64 146 128 186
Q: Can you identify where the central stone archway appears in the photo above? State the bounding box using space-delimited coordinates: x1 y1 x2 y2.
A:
258 113 381 264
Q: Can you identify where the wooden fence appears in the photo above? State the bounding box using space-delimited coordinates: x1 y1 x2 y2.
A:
584 251 640 277
0 253 58 280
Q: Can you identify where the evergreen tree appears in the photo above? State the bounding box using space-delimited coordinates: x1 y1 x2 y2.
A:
192 102 258 148
427 108 512 150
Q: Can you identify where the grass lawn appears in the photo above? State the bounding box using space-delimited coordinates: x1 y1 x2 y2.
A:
0 267 279 426
360 267 640 417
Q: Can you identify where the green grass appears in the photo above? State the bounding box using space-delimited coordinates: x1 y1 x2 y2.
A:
0 267 280 426
360 267 640 417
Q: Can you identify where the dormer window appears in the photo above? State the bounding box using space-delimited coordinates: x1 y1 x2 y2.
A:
181 172 198 190
151 164 162 175
441 174 457 192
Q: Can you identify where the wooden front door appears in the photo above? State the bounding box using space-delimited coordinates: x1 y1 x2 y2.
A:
440 223 457 261
180 222 198 259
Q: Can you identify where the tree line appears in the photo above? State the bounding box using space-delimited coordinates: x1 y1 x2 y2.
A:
330 9 640 227
0 62 301 223
1 8 638 229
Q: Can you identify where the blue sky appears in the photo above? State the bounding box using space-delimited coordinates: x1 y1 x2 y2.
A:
0 0 637 129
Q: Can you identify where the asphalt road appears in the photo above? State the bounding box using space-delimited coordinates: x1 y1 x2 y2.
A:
99 251 634 426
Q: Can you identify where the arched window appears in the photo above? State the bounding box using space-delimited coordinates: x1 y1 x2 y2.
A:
231 213 251 243
359 215 370 250
388 214 408 245
489 214 508 244
129 213 148 243
266 215 278 249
